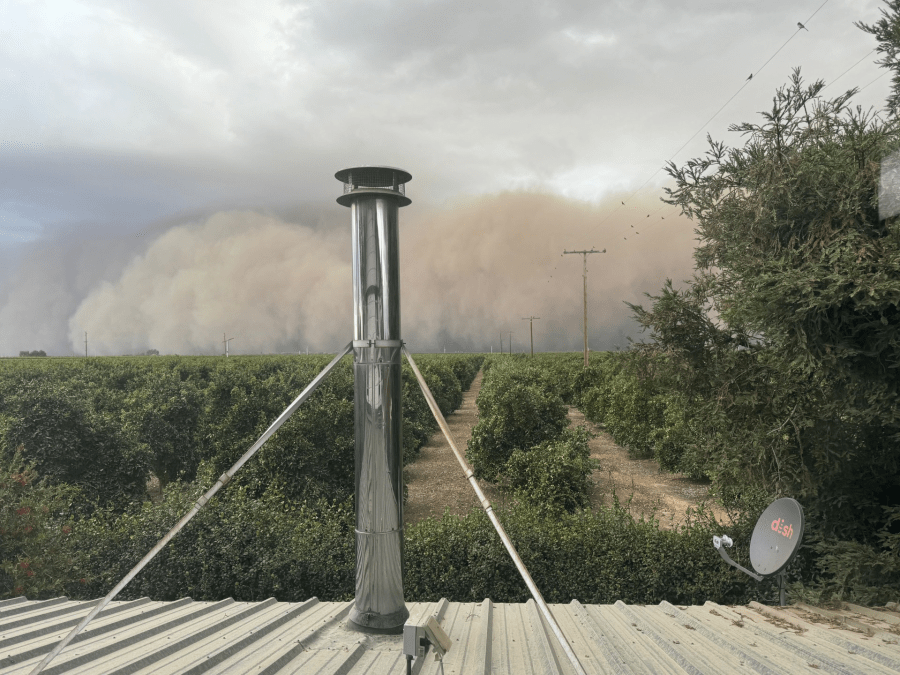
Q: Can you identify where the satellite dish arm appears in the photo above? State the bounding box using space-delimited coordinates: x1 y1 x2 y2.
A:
713 535 764 582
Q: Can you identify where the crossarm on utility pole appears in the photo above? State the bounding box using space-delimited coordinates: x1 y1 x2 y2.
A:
402 347 587 675
29 343 354 675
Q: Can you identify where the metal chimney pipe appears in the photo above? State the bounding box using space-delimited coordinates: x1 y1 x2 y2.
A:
336 166 411 633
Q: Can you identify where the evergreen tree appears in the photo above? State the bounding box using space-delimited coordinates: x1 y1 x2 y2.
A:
632 62 900 542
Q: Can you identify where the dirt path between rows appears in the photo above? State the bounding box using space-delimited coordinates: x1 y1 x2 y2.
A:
569 406 729 528
403 369 507 525
404 369 729 529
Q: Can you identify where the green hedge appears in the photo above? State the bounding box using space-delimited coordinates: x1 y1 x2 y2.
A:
0 457 790 607
467 357 601 519
0 353 484 508
794 510 900 606
467 366 568 481
196 360 357 504
566 354 693 467
0 452 80 599
505 426 597 514
62 489 767 606
405 500 767 605
0 378 150 510
67 485 355 603
415 360 462 419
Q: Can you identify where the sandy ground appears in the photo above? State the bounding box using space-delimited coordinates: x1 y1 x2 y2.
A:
404 368 729 529
403 369 509 525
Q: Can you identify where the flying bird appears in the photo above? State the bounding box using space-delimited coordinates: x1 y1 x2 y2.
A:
621 201 625 205
797 22 807 31
747 73 753 81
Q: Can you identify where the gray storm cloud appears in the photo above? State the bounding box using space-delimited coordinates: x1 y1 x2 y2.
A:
62 191 695 356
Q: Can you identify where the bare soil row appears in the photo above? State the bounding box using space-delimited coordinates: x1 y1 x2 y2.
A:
403 368 729 528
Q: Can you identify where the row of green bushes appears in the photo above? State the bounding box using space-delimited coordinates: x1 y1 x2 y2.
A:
16 347 894 606
533 349 900 605
602 49 900 606
467 356 596 513
1 352 805 607
0 353 483 511
0 353 483 600
3 458 777 606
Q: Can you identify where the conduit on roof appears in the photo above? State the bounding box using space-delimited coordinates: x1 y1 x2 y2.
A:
402 346 589 675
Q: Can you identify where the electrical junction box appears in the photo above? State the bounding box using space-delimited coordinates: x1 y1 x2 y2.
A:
403 615 452 661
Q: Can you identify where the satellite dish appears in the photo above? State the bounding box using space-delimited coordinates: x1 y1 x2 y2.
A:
750 498 805 576
712 497 805 606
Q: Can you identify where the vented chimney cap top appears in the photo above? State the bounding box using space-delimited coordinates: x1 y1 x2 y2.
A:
335 166 412 185
335 166 412 207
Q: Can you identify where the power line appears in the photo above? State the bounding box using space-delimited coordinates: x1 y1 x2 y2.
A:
860 69 890 92
823 48 876 91
600 0 833 231
804 0 831 24
540 1 885 290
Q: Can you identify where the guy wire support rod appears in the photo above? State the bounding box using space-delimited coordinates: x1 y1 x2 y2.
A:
29 342 354 675
402 346 588 675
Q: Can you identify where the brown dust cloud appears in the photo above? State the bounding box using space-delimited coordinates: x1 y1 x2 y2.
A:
60 190 697 356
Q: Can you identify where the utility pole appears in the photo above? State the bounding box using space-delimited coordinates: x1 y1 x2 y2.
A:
499 331 503 355
223 333 234 357
84 332 87 358
507 332 514 354
521 317 540 357
563 248 605 367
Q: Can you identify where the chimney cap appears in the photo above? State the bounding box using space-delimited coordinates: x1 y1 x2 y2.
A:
335 165 412 185
335 166 412 207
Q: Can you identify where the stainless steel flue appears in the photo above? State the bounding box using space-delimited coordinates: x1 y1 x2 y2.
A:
336 166 411 633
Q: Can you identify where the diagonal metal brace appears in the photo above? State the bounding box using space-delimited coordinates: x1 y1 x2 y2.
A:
29 343 354 675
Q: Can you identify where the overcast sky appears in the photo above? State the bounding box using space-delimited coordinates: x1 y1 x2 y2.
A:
0 0 892 356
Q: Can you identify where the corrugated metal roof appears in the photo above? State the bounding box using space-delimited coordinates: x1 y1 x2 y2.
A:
0 595 898 674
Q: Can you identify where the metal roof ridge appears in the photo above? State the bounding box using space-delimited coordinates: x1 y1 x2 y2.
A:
524 598 564 674
613 600 724 674
178 598 321 675
749 602 900 673
568 599 632 674
658 601 781 675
